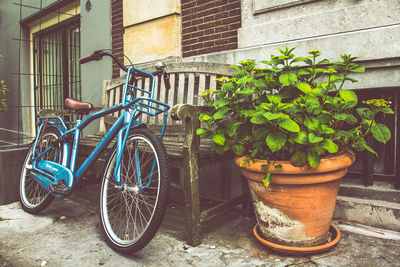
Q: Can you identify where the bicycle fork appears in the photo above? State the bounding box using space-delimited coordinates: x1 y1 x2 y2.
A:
113 109 167 192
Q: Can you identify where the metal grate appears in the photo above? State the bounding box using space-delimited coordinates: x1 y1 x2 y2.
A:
33 18 81 112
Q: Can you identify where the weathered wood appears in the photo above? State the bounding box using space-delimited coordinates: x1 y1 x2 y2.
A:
182 113 201 246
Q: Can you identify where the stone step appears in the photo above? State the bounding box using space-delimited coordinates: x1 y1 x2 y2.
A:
334 179 400 232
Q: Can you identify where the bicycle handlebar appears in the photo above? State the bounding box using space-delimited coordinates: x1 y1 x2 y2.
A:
79 50 170 89
79 50 128 72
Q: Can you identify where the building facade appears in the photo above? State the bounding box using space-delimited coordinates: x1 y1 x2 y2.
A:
1 0 399 186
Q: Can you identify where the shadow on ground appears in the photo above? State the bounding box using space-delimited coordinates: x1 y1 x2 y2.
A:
0 184 399 267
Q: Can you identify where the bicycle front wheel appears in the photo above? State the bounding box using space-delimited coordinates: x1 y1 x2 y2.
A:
100 128 170 253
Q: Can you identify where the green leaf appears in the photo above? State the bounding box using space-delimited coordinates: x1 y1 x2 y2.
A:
266 131 286 152
356 108 373 120
334 113 358 124
297 69 310 76
259 103 273 111
380 107 394 115
311 87 325 97
263 112 282 120
339 90 358 108
278 118 300 132
361 119 372 130
213 107 229 120
307 151 321 169
321 125 335 134
291 57 306 63
222 82 234 91
357 137 378 156
267 94 282 104
226 122 240 137
196 128 206 136
316 113 332 124
349 66 365 72
262 173 271 187
232 144 245 155
345 114 358 125
308 132 323 143
295 82 312 94
334 113 347 120
329 75 343 83
261 164 269 172
371 123 391 143
279 73 297 86
250 115 268 124
294 131 308 144
304 117 320 131
254 127 269 140
236 88 254 96
214 98 230 109
274 165 283 170
321 139 338 153
212 134 226 146
237 76 248 87
291 151 307 167
317 59 330 65
305 97 320 113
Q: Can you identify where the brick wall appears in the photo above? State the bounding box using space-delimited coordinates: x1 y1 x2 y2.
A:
111 0 124 78
181 0 241 58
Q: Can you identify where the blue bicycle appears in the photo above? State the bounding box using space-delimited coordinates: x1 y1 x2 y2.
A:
19 50 171 253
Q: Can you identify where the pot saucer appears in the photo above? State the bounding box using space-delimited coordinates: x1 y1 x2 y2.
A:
253 224 341 255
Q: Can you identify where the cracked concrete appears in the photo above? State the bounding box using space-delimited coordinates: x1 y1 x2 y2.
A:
0 184 399 267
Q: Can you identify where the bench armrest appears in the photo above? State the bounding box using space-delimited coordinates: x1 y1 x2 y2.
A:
170 104 211 121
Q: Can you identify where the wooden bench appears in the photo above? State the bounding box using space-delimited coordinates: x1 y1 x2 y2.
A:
40 62 249 246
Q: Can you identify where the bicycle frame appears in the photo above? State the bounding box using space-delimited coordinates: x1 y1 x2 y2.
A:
30 66 169 195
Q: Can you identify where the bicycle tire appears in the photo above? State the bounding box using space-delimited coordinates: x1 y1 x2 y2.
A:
100 128 170 253
19 127 62 214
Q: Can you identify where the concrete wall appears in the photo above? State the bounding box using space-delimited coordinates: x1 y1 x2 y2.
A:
0 145 30 205
183 0 400 91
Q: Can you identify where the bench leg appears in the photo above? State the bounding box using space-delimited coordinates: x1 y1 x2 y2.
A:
182 155 201 246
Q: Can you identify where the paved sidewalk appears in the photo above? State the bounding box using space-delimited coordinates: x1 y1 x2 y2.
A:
0 185 399 267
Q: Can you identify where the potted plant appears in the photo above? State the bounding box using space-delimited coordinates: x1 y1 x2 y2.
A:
197 48 393 253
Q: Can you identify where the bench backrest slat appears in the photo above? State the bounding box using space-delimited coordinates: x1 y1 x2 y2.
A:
100 62 234 132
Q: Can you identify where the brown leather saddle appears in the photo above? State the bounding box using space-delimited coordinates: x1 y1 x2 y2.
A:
64 97 93 114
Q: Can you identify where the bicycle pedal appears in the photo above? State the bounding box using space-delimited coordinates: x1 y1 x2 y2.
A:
49 182 71 196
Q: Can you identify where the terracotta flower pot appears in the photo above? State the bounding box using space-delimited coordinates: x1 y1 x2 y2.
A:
235 152 355 247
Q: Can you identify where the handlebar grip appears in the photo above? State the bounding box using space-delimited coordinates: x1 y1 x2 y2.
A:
163 73 171 90
79 55 95 64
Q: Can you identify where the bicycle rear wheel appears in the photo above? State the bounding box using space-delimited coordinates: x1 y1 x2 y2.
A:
100 128 170 253
19 128 62 213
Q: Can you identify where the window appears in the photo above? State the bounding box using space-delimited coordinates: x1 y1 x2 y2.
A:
33 18 80 111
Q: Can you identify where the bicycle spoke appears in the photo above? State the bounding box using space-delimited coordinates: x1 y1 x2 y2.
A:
100 129 168 252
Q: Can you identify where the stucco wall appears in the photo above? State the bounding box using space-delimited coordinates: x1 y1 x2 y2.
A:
0 0 41 145
123 0 181 64
80 0 112 135
0 0 112 140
